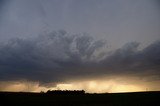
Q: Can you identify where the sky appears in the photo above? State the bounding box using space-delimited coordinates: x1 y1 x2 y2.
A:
0 0 160 93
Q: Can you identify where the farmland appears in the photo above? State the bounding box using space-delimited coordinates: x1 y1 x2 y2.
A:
0 91 159 106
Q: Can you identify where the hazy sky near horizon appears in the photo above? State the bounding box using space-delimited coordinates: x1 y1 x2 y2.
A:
0 0 160 92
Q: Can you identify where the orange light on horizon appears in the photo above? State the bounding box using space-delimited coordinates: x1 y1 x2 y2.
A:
1 78 159 93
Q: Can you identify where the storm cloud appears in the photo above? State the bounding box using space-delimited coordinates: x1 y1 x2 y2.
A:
100 41 160 77
0 30 160 85
0 30 106 83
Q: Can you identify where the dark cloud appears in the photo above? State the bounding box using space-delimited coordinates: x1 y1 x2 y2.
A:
0 30 160 85
100 41 160 77
0 30 105 83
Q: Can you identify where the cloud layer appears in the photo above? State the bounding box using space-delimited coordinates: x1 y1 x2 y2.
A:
0 30 160 85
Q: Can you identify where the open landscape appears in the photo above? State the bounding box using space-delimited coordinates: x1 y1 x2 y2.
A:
1 91 160 106
0 1 160 106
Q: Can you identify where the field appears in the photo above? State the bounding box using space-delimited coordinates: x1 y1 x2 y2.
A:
0 91 160 106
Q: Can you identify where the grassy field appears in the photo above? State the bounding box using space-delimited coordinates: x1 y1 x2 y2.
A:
0 91 160 106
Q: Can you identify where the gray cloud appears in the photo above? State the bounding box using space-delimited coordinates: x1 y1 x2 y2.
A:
0 30 105 83
0 30 160 85
100 41 160 77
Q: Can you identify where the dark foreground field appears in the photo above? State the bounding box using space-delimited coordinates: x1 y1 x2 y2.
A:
0 91 160 106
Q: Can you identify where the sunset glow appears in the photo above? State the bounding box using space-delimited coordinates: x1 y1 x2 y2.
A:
0 77 156 93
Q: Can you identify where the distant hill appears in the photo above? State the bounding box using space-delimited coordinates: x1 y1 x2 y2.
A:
46 90 85 95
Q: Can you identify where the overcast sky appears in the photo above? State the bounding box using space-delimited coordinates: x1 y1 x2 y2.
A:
0 0 160 92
